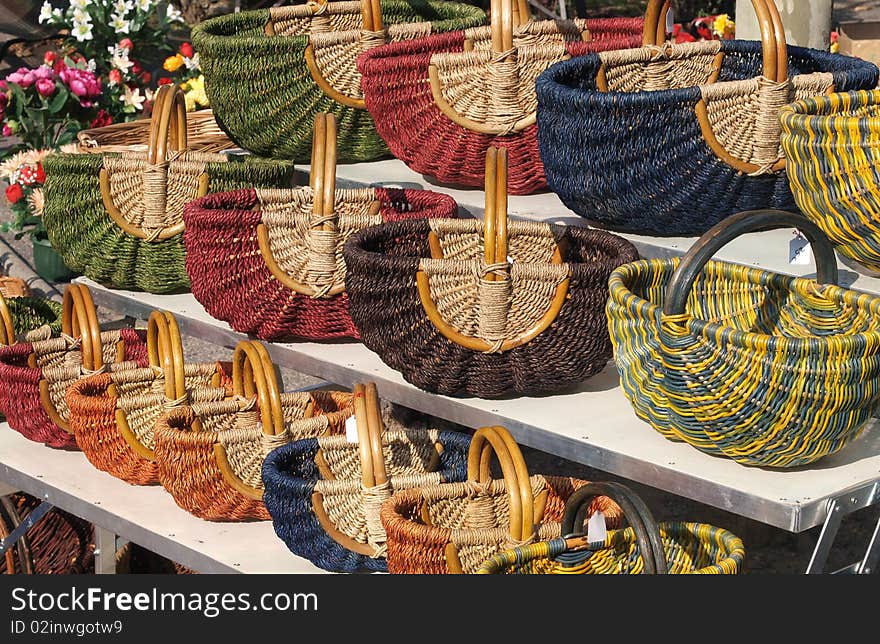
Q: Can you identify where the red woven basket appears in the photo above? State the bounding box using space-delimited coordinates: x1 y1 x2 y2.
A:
358 0 645 194
0 284 147 449
182 113 458 341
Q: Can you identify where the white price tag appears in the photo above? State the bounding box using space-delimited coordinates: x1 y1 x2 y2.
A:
586 511 607 543
344 415 359 443
789 231 812 266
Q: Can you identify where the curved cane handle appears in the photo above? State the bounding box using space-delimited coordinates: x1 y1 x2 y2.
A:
561 481 665 574
663 210 838 317
147 84 188 165
362 0 383 31
150 311 187 401
352 383 376 488
0 293 15 346
231 340 286 437
363 382 388 486
62 283 102 371
490 0 516 53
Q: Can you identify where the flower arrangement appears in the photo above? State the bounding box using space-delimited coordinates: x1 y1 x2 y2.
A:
161 41 208 111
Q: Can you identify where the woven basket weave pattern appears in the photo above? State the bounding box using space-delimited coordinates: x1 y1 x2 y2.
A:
537 41 879 236
343 218 639 398
607 257 880 467
42 153 295 294
192 1 487 162
358 17 645 194
4 297 63 339
183 186 458 341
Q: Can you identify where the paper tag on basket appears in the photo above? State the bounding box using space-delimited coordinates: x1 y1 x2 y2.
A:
665 7 675 36
789 231 812 266
345 415 359 443
586 511 607 543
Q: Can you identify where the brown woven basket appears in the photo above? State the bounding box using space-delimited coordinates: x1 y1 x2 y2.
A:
380 425 624 574
77 108 235 155
67 310 232 486
0 275 30 299
154 339 353 521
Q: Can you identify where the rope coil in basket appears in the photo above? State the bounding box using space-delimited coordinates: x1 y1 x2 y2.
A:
607 209 880 468
153 340 353 521
0 284 148 449
42 84 295 294
359 0 646 194
380 425 622 574
67 310 232 486
183 112 459 341
343 147 639 398
262 382 471 572
780 89 880 274
192 0 487 162
476 481 744 574
535 0 879 236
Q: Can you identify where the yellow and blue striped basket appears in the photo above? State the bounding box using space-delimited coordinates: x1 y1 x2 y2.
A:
477 523 745 575
781 90 880 273
606 210 880 468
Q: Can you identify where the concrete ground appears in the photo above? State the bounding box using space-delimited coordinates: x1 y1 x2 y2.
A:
1 1 879 575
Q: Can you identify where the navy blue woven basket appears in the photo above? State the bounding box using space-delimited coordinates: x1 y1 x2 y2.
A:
535 0 879 237
262 427 471 573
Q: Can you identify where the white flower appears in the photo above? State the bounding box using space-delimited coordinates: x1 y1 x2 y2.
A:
122 85 145 110
165 3 183 22
183 52 200 71
72 7 91 23
38 1 55 24
71 19 93 41
112 0 133 16
135 0 153 11
107 44 134 72
109 13 130 34
68 0 92 9
86 58 96 73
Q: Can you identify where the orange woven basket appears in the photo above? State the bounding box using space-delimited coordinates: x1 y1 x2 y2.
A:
154 340 353 521
380 425 624 574
67 310 232 486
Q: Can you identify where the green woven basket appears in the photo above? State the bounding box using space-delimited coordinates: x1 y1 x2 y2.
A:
0 293 63 345
191 0 487 162
42 85 295 294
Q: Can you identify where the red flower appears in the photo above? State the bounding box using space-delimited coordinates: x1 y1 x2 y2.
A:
35 163 45 184
157 77 173 86
44 51 57 66
119 38 134 52
108 69 123 85
140 71 152 85
52 59 66 75
180 42 194 58
5 183 23 204
131 61 143 75
90 109 112 129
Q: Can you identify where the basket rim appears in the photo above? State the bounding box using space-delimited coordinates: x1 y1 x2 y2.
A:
608 257 880 351
780 89 880 132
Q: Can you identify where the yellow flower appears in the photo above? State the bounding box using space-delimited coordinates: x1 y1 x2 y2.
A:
184 92 196 112
712 14 735 39
831 42 840 54
187 75 209 108
163 54 184 72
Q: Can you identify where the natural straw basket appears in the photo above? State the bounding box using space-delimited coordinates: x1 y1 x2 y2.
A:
477 482 745 574
381 425 622 574
67 311 231 486
192 0 487 162
0 275 30 299
183 112 458 341
0 283 148 450
42 84 295 294
154 340 354 521
77 108 234 155
535 0 879 237
262 382 471 573
607 209 880 468
780 90 880 274
359 0 645 194
0 291 62 347
344 147 639 398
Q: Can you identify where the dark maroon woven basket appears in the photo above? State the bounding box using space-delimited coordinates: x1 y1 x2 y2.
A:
183 186 459 341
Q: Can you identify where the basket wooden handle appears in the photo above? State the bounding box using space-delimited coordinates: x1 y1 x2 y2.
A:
363 382 388 486
61 284 102 372
147 311 187 401
0 293 15 346
309 112 337 223
466 425 534 541
483 146 508 283
147 84 188 165
352 383 376 488
362 0 383 31
231 340 287 437
663 209 839 317
490 0 516 54
561 481 666 574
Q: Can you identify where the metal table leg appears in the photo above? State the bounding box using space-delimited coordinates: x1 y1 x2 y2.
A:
807 482 880 574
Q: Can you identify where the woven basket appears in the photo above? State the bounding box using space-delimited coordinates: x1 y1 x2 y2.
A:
0 291 62 346
607 209 880 468
67 311 231 486
0 275 30 298
183 113 458 341
535 0 879 237
359 0 644 194
344 147 639 398
477 481 745 574
77 108 235 155
0 284 148 450
154 340 354 521
42 84 296 294
780 90 880 274
191 0 487 162
262 382 471 572
0 493 95 574
381 425 622 574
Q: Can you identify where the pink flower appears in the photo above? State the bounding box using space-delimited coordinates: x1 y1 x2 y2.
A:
35 78 54 97
2 124 11 137
59 67 101 104
119 38 133 52
5 72 24 85
108 69 122 85
9 68 36 88
32 65 54 81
